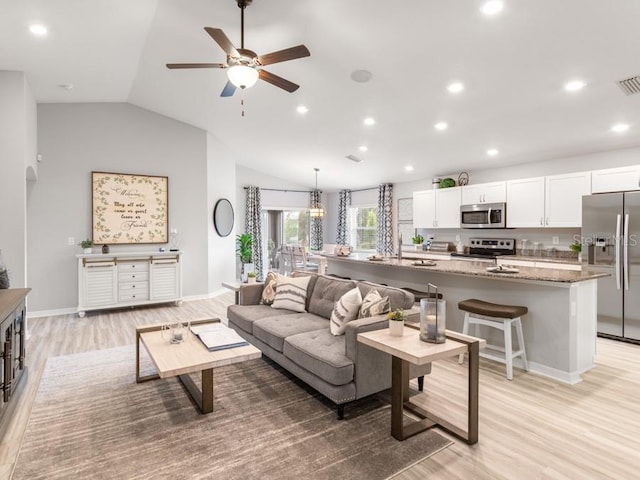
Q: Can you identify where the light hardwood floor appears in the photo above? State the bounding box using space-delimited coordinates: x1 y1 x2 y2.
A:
1 293 638 479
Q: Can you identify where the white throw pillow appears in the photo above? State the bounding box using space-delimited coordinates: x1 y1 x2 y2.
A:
271 275 311 313
330 287 363 335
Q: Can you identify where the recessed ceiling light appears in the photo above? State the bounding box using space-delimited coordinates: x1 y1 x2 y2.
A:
564 80 586 92
58 83 74 90
351 70 373 83
481 1 504 16
29 24 48 36
363 117 376 126
447 82 464 94
358 145 368 152
487 148 499 157
404 165 414 172
434 122 449 131
611 123 630 133
296 105 309 114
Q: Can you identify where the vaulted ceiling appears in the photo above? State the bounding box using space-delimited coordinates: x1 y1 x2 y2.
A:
2 0 639 190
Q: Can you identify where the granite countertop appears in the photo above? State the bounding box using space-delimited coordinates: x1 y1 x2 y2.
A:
325 254 607 283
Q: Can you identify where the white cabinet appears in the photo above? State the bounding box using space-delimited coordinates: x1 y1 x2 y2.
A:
507 172 589 228
591 165 640 193
461 182 506 205
77 252 182 316
545 171 591 227
413 190 436 228
413 188 461 228
507 177 545 227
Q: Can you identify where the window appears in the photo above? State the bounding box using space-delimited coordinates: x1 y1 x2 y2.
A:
349 205 378 252
260 209 311 274
282 210 310 247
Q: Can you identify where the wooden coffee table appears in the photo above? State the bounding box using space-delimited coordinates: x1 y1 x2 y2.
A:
136 318 261 413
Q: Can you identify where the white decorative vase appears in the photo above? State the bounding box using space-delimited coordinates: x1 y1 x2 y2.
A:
414 244 423 251
247 276 256 284
83 248 92 254
389 320 404 337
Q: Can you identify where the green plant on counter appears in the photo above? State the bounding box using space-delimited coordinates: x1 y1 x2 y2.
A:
247 271 256 278
412 234 424 245
78 238 94 249
388 309 406 321
569 241 582 254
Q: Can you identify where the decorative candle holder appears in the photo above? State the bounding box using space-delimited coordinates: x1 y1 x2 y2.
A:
419 283 446 344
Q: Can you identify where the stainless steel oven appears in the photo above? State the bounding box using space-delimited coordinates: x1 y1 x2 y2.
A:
460 202 507 229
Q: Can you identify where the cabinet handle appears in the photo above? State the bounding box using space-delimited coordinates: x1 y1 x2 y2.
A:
545 217 549 226
540 218 544 226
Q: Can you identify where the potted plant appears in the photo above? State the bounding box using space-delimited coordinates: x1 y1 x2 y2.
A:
246 271 257 284
79 238 94 254
388 309 406 337
412 234 424 251
570 240 582 262
236 233 254 281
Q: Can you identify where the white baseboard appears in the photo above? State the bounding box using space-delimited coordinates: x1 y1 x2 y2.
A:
28 289 232 319
527 361 587 385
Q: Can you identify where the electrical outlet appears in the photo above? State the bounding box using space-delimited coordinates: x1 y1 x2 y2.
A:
455 235 461 242
67 236 75 246
552 236 559 245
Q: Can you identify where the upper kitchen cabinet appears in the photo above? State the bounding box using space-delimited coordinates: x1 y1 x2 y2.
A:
545 171 591 227
591 165 640 193
507 172 590 227
506 177 545 227
413 187 461 229
461 181 506 205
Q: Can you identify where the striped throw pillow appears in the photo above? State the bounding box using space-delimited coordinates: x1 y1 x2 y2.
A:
330 287 363 336
271 275 311 313
358 290 390 319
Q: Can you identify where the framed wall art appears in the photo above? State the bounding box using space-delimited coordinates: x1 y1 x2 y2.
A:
92 171 168 244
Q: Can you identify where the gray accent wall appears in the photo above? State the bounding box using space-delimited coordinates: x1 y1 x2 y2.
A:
28 103 221 312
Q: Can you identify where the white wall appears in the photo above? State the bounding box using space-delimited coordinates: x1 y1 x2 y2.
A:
207 134 237 295
29 103 212 312
0 71 36 288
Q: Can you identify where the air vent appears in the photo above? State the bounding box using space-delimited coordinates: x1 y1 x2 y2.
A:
617 75 640 95
345 154 362 163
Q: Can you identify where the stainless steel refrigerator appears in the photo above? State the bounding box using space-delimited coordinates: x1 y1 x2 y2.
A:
582 192 640 341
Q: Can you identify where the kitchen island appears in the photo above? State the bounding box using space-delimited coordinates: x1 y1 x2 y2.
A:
325 254 608 384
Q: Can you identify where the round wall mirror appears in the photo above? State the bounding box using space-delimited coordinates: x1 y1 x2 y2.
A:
213 198 234 237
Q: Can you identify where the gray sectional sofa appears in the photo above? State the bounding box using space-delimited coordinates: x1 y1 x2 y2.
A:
227 272 431 418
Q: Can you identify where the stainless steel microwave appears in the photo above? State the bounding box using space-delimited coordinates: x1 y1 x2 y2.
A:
460 202 507 228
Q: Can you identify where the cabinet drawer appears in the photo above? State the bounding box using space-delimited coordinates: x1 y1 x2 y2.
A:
118 261 150 272
118 271 149 283
119 291 149 302
119 283 148 294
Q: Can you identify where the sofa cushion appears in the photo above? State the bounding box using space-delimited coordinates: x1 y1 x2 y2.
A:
358 290 390 319
330 287 363 335
227 304 296 335
284 330 354 386
308 275 357 319
357 281 414 311
260 271 279 305
271 275 311 312
253 313 328 352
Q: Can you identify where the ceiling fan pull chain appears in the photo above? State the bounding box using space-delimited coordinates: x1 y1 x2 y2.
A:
241 92 245 117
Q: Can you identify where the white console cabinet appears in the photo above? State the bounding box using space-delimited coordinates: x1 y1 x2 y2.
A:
77 251 182 317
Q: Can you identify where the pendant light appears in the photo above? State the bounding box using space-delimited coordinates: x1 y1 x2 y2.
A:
309 168 325 218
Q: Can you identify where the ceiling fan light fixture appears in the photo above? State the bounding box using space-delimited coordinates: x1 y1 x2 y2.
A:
227 65 259 89
309 168 325 218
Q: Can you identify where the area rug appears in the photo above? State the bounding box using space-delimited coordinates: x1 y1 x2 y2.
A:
13 346 451 480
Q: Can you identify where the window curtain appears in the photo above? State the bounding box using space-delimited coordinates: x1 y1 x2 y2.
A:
309 190 323 251
336 189 351 245
245 186 264 280
377 183 394 255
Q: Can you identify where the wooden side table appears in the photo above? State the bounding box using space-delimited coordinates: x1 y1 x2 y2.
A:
358 326 484 444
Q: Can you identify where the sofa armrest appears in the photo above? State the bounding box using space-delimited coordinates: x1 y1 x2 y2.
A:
238 283 264 305
344 314 389 362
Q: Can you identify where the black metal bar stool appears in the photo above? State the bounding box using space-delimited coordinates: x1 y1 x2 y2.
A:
457 299 529 380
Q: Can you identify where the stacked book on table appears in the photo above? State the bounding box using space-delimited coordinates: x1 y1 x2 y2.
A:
190 323 249 351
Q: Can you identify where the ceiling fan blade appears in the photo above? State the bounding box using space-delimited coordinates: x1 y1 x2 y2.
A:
166 63 226 69
220 80 237 97
259 70 300 93
204 27 239 57
258 45 310 66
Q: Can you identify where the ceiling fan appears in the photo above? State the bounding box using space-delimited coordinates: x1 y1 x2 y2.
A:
166 0 310 97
